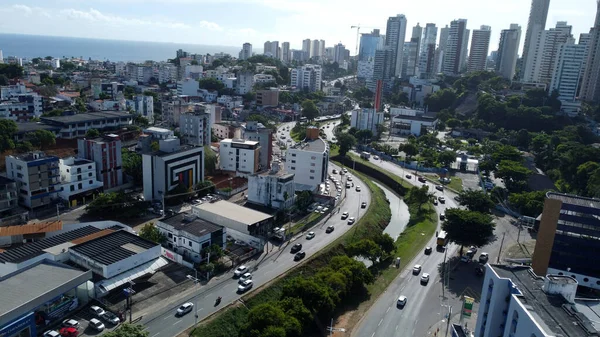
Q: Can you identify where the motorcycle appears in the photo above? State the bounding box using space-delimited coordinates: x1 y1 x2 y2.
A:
215 296 222 306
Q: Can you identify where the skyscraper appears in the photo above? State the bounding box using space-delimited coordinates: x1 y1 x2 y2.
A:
263 41 280 59
238 43 252 60
580 1 600 102
371 47 395 91
402 40 419 78
419 23 438 79
496 24 522 79
521 0 551 80
385 14 408 77
467 25 492 73
319 40 326 57
333 43 347 64
302 39 311 60
550 36 588 115
359 29 385 61
281 42 291 63
435 25 450 74
310 40 320 58
442 19 469 76
522 22 572 84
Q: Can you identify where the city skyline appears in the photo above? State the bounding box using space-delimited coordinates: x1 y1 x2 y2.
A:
0 0 596 57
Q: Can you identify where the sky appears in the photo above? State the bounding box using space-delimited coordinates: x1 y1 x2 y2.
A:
0 0 596 56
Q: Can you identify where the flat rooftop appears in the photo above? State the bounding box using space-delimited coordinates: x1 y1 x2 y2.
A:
492 265 600 337
547 192 600 210
221 138 259 146
144 126 172 133
153 144 202 157
195 200 272 225
160 213 222 237
40 111 132 124
70 230 157 266
290 138 326 153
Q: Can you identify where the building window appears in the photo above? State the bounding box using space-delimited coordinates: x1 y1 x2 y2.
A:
70 185 75 192
291 167 295 170
311 163 316 166
311 156 316 160
168 233 173 238
310 170 315 173
89 180 93 184
291 160 296 163
78 183 82 189
89 172 92 177
189 241 192 247
291 154 296 157
88 165 92 169
173 237 176 242
309 176 314 179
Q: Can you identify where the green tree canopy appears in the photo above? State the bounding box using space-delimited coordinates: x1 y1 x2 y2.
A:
336 133 356 157
294 190 313 213
0 64 24 78
399 143 418 159
424 88 457 112
199 78 225 92
30 130 56 150
282 276 335 316
346 239 382 265
438 150 457 167
0 120 17 152
139 223 166 244
86 192 148 219
496 160 531 191
441 208 495 251
508 190 547 217
204 146 217 175
103 324 149 337
122 149 143 186
405 185 432 210
301 99 319 121
85 129 100 138
456 189 495 213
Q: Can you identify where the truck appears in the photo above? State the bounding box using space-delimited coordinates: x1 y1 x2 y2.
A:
436 230 448 247
360 152 371 159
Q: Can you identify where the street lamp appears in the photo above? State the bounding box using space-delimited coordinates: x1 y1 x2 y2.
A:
186 271 201 330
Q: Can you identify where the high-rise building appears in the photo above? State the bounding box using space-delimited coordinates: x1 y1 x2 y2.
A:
385 14 408 77
359 29 385 62
78 134 123 190
6 152 60 209
580 1 600 102
263 41 280 58
302 39 311 59
549 36 588 116
522 22 572 84
310 40 320 58
435 25 450 74
319 40 325 57
333 43 347 64
419 23 438 79
496 24 522 79
282 42 290 63
412 23 423 62
402 40 419 78
521 0 551 80
371 47 395 91
290 64 322 92
467 25 492 73
442 19 469 76
239 43 252 60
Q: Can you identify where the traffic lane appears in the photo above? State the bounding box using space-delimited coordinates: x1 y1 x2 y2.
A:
143 173 371 337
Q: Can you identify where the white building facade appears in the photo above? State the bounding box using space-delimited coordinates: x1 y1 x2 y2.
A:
549 38 588 116
219 139 260 175
284 138 329 190
58 157 104 206
247 162 295 210
290 64 322 92
180 112 212 146
351 108 384 135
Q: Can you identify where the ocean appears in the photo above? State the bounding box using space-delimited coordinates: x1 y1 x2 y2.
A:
0 34 241 63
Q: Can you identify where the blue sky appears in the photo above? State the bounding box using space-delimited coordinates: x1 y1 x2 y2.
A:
0 0 595 55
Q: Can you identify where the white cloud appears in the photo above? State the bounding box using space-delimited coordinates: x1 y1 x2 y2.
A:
12 4 32 14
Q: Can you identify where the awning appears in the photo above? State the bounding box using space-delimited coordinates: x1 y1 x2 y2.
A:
96 257 169 295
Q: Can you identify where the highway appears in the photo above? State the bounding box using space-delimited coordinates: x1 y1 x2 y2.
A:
139 163 371 337
322 119 340 143
351 153 461 337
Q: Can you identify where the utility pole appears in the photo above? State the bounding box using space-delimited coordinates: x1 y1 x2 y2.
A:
206 252 211 280
442 246 448 299
497 232 506 263
56 204 60 221
187 272 201 332
327 318 346 336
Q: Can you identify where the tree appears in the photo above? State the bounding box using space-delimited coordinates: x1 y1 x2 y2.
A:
336 133 356 157
122 149 143 186
478 159 496 176
42 109 64 117
134 116 150 127
0 64 24 78
294 190 313 213
341 113 350 126
355 129 373 144
124 86 136 99
139 223 166 244
441 208 495 252
242 303 300 337
457 189 495 213
282 277 335 316
277 297 312 328
30 130 56 150
166 183 191 205
406 185 433 211
198 78 225 92
204 146 217 175
15 141 33 153
150 141 159 152
446 118 462 129
438 150 457 167
0 74 8 85
0 120 17 152
496 160 531 191
508 190 547 217
103 324 149 337
301 99 319 121
195 181 215 198
492 145 523 163
347 239 383 265
424 88 457 112
399 143 418 159
202 244 224 260
86 192 149 219
85 129 100 138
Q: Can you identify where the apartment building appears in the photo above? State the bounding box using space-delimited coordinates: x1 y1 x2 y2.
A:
247 161 295 210
129 95 154 124
242 121 273 170
180 111 212 146
256 89 279 106
0 94 43 121
290 64 322 92
284 128 329 190
351 108 384 135
58 157 104 207
0 176 18 215
77 134 123 190
6 152 60 209
219 139 260 175
40 111 133 139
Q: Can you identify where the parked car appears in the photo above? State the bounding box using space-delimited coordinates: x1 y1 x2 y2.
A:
341 212 349 219
332 169 338 174
62 319 79 329
294 251 306 261
424 246 433 255
406 174 412 179
59 327 78 337
291 243 302 253
326 225 335 233
479 252 489 263
347 176 352 181
421 273 430 284
43 331 60 337
100 311 120 325
412 265 422 275
90 306 105 316
233 265 248 277
306 232 316 239
238 280 254 293
397 295 407 307
347 217 355 225
88 318 105 332
374 155 379 160
418 177 426 183
433 199 438 205
176 302 194 316
239 272 252 283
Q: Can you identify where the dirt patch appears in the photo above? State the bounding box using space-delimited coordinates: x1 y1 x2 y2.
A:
207 174 248 190
504 240 536 260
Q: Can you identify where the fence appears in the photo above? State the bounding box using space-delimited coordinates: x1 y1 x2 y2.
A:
161 247 194 269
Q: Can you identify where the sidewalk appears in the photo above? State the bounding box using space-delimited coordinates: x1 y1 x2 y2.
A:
425 302 478 336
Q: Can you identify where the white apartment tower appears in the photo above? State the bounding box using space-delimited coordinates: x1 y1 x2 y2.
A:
496 24 522 80
385 14 408 77
290 64 322 92
419 23 438 79
467 25 492 73
263 41 280 59
521 0 551 81
281 42 291 63
435 25 450 73
550 36 588 115
442 19 470 76
310 40 320 58
239 43 252 60
319 40 325 57
522 22 573 84
580 1 600 102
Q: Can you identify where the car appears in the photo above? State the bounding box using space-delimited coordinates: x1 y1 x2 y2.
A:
59 327 78 337
90 305 105 316
475 266 485 276
406 174 412 179
88 318 105 332
479 252 489 263
461 254 473 263
100 311 120 325
233 265 248 277
43 331 60 337
341 211 349 219
176 302 194 316
237 272 251 283
291 243 303 253
294 251 306 261
361 202 367 208
326 225 335 233
374 155 379 160
440 213 445 220
433 199 438 206
438 196 446 203
397 295 407 307
355 186 361 192
306 232 315 239
62 319 79 329
347 217 355 225
343 168 348 173
435 185 444 191
332 169 338 174
412 264 422 275
347 176 352 181
469 246 478 254
238 279 254 292
418 177 426 183
424 246 433 255
421 273 430 284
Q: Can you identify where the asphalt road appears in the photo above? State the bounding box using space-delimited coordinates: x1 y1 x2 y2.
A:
323 119 340 143
139 163 371 337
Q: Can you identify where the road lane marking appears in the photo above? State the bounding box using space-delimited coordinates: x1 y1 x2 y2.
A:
151 334 160 337
163 316 170 320
395 325 398 331
173 320 182 326
371 333 375 337
378 318 383 326
386 306 391 313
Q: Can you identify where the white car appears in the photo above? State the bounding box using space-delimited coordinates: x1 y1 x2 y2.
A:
306 231 316 239
355 186 361 192
341 211 349 219
43 331 60 337
239 272 252 283
176 302 194 316
89 318 105 332
412 264 422 275
100 311 120 325
397 295 407 307
421 273 430 284
238 279 254 292
62 319 79 329
347 217 355 225
234 265 248 277
90 305 105 316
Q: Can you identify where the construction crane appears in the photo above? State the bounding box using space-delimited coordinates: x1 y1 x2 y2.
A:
351 24 377 57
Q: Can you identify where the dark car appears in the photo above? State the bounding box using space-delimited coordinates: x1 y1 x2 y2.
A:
294 251 306 261
290 243 302 253
424 246 433 255
326 225 335 233
418 177 426 183
475 266 485 276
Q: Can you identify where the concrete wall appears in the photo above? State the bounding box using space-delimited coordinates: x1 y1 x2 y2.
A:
532 198 561 276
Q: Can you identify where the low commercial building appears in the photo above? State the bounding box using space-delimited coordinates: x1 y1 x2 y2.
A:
142 138 204 201
58 157 104 207
532 193 600 290
40 111 133 139
256 89 279 106
390 110 438 136
351 108 384 135
475 264 600 337
247 161 295 210
6 152 60 209
219 139 261 175
284 129 329 190
77 134 123 190
192 200 273 249
157 213 225 264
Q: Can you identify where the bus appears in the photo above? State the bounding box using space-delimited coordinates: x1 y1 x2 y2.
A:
436 230 448 247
